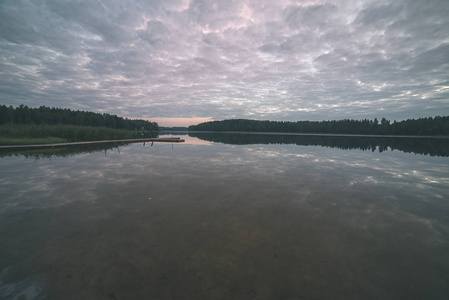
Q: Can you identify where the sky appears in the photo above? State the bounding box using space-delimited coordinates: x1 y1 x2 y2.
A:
0 0 448 127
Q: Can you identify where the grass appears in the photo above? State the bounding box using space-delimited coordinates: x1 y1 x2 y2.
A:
0 124 137 146
0 137 68 145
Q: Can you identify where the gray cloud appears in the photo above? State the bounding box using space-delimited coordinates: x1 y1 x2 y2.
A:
0 0 448 124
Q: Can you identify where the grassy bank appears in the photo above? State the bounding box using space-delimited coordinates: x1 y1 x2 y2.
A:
0 124 137 145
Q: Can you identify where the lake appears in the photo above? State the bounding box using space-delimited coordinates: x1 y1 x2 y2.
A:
1 133 448 300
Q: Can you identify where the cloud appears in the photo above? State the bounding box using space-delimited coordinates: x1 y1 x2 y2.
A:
0 0 448 125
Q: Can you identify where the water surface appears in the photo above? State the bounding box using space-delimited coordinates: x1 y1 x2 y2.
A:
1 134 448 299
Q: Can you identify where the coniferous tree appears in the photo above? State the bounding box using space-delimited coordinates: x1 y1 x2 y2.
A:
0 104 159 132
188 117 449 136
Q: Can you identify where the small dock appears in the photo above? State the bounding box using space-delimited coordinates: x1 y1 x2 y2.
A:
0 137 184 151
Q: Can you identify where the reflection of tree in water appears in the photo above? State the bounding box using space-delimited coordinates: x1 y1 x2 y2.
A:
189 133 449 157
0 142 132 159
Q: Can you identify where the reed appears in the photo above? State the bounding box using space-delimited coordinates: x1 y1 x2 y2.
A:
0 124 136 145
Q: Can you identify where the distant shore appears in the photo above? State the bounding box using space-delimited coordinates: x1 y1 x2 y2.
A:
188 117 449 136
187 130 449 139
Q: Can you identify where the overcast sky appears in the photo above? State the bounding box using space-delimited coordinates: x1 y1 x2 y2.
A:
1 0 448 126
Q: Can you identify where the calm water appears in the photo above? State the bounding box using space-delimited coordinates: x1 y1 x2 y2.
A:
1 133 448 300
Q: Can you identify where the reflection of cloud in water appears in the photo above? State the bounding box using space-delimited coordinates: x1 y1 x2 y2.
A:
0 272 44 300
1 139 449 299
0 152 130 212
349 176 380 186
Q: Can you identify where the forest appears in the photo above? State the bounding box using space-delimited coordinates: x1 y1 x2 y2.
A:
188 117 449 136
0 104 159 132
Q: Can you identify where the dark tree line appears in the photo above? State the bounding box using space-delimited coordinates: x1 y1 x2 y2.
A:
0 104 159 131
188 117 449 136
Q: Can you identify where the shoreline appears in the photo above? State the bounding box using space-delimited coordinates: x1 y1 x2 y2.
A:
0 137 184 151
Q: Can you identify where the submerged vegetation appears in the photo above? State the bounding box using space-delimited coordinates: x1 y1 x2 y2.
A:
189 117 449 136
0 104 159 145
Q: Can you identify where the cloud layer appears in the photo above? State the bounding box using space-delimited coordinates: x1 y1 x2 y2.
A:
1 0 448 124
